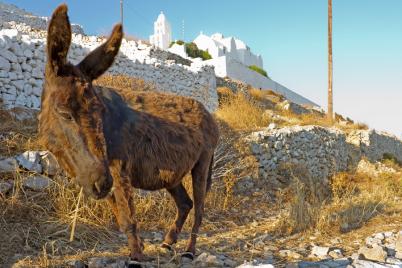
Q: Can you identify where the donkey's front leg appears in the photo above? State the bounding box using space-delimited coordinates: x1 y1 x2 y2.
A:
111 175 144 261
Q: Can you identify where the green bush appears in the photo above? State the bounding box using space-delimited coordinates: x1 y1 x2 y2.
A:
249 65 268 77
169 41 212 61
185 42 212 61
169 40 185 48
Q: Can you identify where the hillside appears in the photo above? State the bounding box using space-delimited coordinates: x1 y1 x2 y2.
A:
1 2 402 268
1 78 401 268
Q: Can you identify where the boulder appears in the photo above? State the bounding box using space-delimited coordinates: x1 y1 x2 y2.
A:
16 151 42 173
22 175 53 191
358 245 387 262
0 181 13 195
39 151 60 176
311 246 330 258
0 157 18 172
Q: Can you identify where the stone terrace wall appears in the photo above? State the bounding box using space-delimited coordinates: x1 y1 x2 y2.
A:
0 27 218 112
347 130 402 162
247 126 349 184
247 126 402 183
0 2 84 35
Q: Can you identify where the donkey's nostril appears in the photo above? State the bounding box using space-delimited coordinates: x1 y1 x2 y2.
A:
94 181 102 193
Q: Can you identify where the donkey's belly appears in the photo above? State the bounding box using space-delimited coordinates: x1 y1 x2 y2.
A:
130 168 185 190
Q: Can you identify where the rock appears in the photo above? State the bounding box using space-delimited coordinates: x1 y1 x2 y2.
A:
152 231 163 242
358 245 387 262
0 55 11 71
16 151 42 173
224 258 237 267
195 252 224 266
328 249 344 259
88 257 127 268
396 233 402 253
22 175 53 191
23 49 33 58
279 250 302 259
39 151 60 176
236 263 274 268
66 260 86 268
0 49 17 63
0 181 13 195
311 246 330 257
267 123 277 130
351 259 400 268
0 157 18 172
386 257 402 265
298 259 350 268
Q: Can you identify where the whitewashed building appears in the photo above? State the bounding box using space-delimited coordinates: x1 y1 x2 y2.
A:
193 32 263 68
149 12 172 50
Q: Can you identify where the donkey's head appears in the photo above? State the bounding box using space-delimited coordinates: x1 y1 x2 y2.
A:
38 4 123 199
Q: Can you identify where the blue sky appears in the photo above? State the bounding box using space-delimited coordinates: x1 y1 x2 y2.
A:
5 0 402 136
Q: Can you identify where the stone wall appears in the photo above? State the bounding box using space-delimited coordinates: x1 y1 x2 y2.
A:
247 126 402 183
247 126 349 184
0 2 84 35
0 27 218 112
347 130 402 162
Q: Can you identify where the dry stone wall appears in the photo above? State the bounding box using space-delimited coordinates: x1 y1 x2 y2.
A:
247 126 349 183
0 2 84 35
247 126 402 183
0 24 218 112
347 130 402 163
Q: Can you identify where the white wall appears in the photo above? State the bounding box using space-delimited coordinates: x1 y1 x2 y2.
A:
193 34 223 59
201 56 317 107
167 43 187 59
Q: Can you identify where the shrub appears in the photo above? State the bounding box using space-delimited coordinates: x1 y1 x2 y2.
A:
248 65 268 77
169 40 185 47
185 42 212 61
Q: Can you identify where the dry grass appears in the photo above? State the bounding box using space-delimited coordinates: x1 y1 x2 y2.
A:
277 161 402 235
94 74 157 92
215 92 270 131
249 88 284 103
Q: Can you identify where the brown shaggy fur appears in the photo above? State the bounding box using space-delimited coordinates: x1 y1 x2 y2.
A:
38 4 219 262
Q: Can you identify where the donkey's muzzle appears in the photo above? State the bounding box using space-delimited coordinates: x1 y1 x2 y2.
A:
89 173 113 200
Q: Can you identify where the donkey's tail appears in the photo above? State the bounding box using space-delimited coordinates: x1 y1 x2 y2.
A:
206 155 214 192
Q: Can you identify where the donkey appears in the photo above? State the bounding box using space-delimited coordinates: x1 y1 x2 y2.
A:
38 4 219 262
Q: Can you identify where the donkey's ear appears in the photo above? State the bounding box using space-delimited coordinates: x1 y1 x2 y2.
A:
47 4 71 75
78 24 123 81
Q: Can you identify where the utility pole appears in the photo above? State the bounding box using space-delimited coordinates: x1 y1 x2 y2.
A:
328 0 333 123
120 0 124 26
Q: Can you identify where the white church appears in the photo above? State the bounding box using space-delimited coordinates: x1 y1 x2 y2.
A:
149 12 317 107
149 12 262 69
149 12 172 50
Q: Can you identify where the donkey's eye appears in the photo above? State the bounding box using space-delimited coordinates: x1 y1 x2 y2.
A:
56 108 74 121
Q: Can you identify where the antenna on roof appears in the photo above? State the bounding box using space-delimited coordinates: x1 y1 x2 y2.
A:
182 19 184 41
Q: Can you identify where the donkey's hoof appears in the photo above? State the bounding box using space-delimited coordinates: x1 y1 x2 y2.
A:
161 242 173 251
181 252 194 261
127 260 142 268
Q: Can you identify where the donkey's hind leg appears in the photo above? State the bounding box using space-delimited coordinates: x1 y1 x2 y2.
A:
183 152 213 259
162 183 193 249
